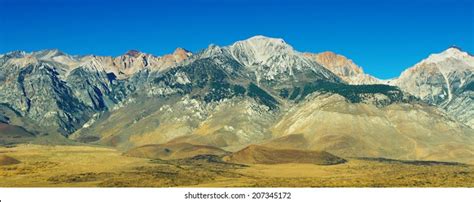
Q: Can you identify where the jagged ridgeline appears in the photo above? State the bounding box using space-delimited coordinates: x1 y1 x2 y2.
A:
0 36 473 164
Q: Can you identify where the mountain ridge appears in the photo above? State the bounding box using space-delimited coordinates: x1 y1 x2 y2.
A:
389 47 474 128
1 36 473 164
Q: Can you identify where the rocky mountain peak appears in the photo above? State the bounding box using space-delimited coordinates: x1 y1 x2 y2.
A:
398 46 474 81
154 48 193 71
420 46 474 67
243 35 288 46
392 46 474 128
200 44 225 58
124 50 142 57
5 55 39 67
303 51 380 85
1 41 474 165
32 49 66 59
306 51 363 74
191 35 341 83
448 45 463 51
173 47 192 56
229 35 294 64
2 50 27 58
170 48 192 62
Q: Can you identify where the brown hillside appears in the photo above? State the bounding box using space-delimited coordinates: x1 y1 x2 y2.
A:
0 155 21 166
0 123 34 138
124 142 229 160
225 145 346 165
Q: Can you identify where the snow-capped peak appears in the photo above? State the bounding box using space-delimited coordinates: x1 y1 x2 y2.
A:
421 46 474 65
229 35 293 63
226 35 299 68
244 35 288 46
217 35 338 82
398 46 474 79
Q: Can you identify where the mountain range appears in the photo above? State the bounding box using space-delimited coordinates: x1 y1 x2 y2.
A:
0 36 473 163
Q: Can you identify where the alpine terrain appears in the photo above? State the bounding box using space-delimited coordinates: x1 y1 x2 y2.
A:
388 47 474 128
0 36 473 187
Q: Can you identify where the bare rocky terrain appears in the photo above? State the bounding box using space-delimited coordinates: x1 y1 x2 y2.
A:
0 36 473 187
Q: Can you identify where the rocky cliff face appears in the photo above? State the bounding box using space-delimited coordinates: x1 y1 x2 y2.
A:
227 36 338 82
112 48 192 77
197 35 342 87
0 36 473 163
0 47 192 135
390 47 474 128
304 51 380 85
0 59 93 135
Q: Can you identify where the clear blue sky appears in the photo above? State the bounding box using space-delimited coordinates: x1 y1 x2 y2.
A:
0 0 472 79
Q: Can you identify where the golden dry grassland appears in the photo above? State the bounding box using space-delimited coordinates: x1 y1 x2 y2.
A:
0 144 472 187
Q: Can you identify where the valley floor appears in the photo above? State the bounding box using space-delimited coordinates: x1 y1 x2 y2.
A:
0 145 472 187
